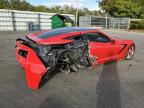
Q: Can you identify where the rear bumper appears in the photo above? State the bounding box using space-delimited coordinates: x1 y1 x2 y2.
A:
15 39 47 90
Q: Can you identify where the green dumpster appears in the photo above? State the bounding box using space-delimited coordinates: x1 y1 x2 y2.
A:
50 14 74 29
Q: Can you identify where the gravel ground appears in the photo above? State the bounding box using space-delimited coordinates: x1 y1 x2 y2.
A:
0 30 144 108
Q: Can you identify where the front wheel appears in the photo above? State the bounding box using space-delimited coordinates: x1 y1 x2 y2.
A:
125 44 135 60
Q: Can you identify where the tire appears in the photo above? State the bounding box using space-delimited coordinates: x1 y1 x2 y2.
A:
125 44 135 60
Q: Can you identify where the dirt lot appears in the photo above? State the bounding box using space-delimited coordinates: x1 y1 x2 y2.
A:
0 30 144 108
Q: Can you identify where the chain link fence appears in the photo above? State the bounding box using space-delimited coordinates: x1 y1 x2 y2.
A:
79 16 130 30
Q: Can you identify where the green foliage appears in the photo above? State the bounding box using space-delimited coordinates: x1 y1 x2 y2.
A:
139 19 144 29
50 6 63 13
0 0 10 9
0 0 104 17
100 0 144 18
34 5 48 12
130 21 140 29
130 19 144 29
0 0 33 10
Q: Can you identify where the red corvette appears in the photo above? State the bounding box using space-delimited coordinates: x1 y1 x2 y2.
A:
15 27 135 90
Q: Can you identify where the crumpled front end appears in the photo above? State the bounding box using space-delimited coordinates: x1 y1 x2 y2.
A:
15 38 95 90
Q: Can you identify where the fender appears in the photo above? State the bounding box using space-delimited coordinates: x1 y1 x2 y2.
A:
16 41 47 90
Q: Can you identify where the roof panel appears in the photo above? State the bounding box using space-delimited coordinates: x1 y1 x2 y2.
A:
37 27 96 39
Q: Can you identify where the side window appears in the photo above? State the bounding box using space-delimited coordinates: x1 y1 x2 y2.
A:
68 35 87 41
72 35 83 41
86 32 111 43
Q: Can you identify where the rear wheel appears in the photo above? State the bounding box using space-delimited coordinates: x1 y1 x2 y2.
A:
125 44 135 60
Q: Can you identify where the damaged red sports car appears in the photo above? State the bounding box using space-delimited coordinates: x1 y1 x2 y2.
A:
15 27 135 90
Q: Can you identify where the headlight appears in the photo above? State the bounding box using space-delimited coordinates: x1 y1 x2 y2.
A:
42 46 51 55
37 45 51 56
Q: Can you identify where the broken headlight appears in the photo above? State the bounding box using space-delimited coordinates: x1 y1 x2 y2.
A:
35 45 51 57
41 46 51 56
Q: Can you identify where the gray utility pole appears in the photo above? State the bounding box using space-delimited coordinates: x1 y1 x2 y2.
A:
127 18 130 31
75 9 78 26
66 0 80 26
106 13 108 29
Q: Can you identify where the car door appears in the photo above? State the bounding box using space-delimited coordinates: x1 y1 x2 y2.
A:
85 32 121 63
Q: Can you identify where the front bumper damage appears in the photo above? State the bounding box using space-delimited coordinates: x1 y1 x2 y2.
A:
15 38 95 90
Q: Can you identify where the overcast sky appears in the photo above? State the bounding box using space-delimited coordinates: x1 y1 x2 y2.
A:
27 0 100 10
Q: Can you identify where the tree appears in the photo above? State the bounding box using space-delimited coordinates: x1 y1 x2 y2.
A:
91 10 105 16
34 5 48 12
137 0 144 18
5 0 33 11
49 6 63 13
100 0 143 18
0 0 104 17
0 0 10 9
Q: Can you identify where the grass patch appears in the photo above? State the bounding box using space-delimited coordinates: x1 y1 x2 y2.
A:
129 29 144 33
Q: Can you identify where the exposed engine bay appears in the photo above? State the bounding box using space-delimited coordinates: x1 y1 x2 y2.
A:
21 37 95 73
